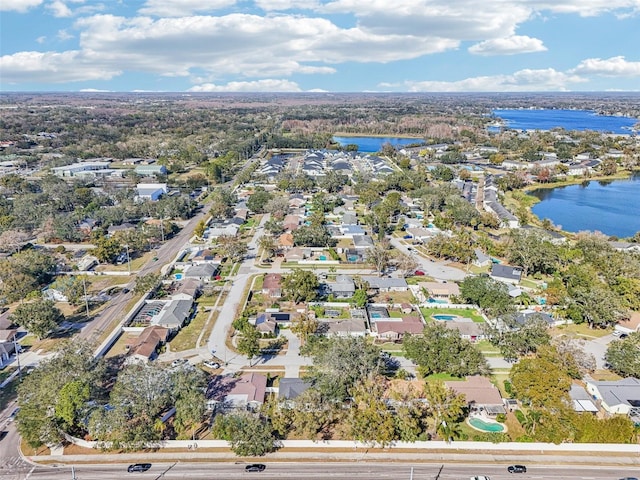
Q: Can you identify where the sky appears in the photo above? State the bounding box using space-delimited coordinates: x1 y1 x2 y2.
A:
1 0 640 92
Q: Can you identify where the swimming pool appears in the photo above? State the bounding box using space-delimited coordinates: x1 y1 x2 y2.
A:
370 312 383 319
432 314 458 321
468 417 505 433
428 298 448 304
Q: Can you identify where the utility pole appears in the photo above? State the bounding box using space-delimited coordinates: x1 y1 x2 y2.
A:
82 276 89 317
125 244 131 274
13 333 21 381
71 465 78 480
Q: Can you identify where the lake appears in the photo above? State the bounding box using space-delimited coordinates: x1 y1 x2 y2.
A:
333 136 424 153
491 109 638 134
529 176 640 238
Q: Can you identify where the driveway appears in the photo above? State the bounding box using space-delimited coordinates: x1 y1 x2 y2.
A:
388 237 467 281
583 334 616 369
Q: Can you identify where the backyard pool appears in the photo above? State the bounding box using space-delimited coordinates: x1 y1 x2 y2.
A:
468 417 505 433
347 255 359 262
174 273 183 280
432 314 458 321
370 312 383 319
428 298 448 304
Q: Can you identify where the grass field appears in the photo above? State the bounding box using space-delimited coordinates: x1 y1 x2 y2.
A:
420 307 484 323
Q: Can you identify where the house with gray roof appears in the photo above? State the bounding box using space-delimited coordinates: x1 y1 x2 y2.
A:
361 276 409 292
585 378 640 423
490 264 523 284
473 248 491 267
326 274 356 298
278 378 311 404
569 384 599 413
353 235 374 250
184 263 219 283
152 299 193 332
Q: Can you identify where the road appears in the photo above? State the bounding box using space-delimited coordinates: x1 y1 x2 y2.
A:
388 236 466 281
0 461 634 480
78 207 209 343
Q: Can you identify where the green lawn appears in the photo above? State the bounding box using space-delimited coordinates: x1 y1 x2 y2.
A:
551 323 612 339
170 309 209 352
424 372 463 382
420 307 484 323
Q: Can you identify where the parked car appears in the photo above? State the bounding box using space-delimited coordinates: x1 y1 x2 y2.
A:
203 361 220 369
414 270 425 276
619 477 639 480
245 464 266 472
127 463 151 473
8 408 19 422
508 465 527 473
470 477 490 480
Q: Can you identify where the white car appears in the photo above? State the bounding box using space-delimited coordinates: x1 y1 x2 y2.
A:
470 477 491 480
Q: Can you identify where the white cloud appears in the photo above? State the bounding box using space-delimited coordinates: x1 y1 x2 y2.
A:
0 0 43 12
79 88 111 92
47 0 72 17
68 13 457 81
138 0 236 17
0 50 121 84
188 79 302 92
57 29 74 41
572 56 640 77
254 0 319 10
391 68 586 92
36 36 47 44
469 35 547 56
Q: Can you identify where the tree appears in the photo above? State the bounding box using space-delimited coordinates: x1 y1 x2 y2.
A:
263 196 290 220
282 270 319 303
246 188 273 213
348 378 395 446
290 313 319 343
552 337 596 378
423 381 467 440
217 234 248 261
10 300 64 339
264 218 284 236
365 243 391 275
510 348 572 411
605 332 640 378
403 323 489 378
212 412 278 456
134 273 160 295
293 224 335 247
17 340 105 448
458 275 515 319
351 288 368 308
237 326 261 365
486 315 551 361
395 252 418 278
173 367 207 438
506 230 560 277
257 235 278 259
194 220 206 239
305 336 385 401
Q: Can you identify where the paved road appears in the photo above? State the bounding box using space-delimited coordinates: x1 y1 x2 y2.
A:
0 403 34 480
78 208 209 343
388 236 467 281
2 461 634 480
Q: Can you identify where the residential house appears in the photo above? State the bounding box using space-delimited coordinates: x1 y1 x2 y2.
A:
569 384 599 413
419 281 460 302
278 378 311 407
107 222 137 236
175 278 201 298
361 276 409 292
609 241 640 253
490 264 523 284
352 235 374 250
445 376 506 415
473 248 491 267
254 313 278 335
125 326 169 363
262 274 283 298
405 227 435 243
152 299 193 332
278 233 294 250
372 316 424 341
514 309 555 327
585 378 640 423
208 372 268 411
207 223 239 238
326 274 356 299
51 161 117 178
284 246 306 262
484 201 520 229
283 214 301 232
615 312 640 335
442 320 485 343
184 263 219 283
321 318 367 337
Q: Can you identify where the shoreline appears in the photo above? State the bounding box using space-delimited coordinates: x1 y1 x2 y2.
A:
332 132 425 140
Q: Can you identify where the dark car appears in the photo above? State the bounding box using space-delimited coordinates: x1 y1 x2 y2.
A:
507 465 527 473
245 464 266 472
619 478 639 480
127 463 151 473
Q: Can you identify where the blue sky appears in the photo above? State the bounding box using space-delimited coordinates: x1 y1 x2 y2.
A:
1 0 640 92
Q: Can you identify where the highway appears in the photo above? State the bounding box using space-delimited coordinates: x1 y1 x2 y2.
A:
0 460 634 480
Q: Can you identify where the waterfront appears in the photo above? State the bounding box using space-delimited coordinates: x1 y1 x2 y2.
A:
491 109 637 134
333 135 424 153
529 176 640 238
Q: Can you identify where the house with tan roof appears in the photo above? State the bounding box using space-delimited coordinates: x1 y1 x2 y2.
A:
419 281 460 302
262 273 283 298
125 326 169 363
207 372 267 411
615 312 640 335
445 375 505 415
278 233 294 249
373 316 424 341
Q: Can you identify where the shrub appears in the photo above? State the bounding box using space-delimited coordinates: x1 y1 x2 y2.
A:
504 380 513 395
496 413 506 423
514 410 526 425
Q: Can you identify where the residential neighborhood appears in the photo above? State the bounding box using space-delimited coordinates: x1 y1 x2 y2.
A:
0 93 639 471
